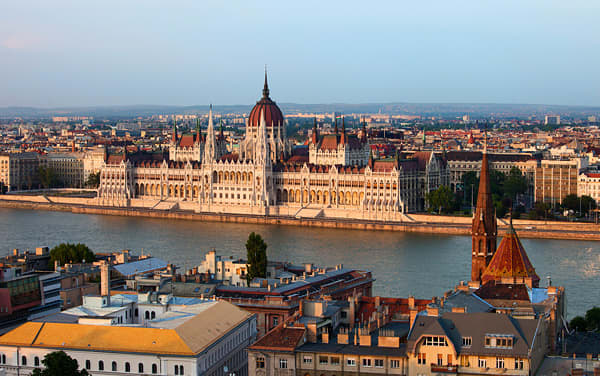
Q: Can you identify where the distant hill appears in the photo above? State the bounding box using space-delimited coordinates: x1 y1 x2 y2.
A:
1 102 599 119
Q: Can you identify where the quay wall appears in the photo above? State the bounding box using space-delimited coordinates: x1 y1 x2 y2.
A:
1 195 599 241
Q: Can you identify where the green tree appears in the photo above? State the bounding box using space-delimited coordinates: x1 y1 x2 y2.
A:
585 306 600 331
528 201 553 220
31 351 89 376
50 243 95 266
426 185 455 214
246 232 268 283
562 194 579 213
570 316 587 332
504 167 529 201
38 166 59 189
580 195 596 216
461 171 479 206
0 181 6 194
85 172 100 188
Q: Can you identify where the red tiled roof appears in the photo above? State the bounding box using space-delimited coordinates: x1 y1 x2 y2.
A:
249 326 305 351
178 134 196 148
481 226 540 287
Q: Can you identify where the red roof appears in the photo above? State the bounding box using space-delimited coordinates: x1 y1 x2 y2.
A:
249 326 305 351
248 74 283 128
481 225 540 287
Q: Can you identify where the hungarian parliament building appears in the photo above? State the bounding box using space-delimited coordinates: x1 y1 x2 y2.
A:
97 74 449 221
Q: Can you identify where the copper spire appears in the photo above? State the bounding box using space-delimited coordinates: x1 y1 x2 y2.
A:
262 65 270 98
341 116 347 144
471 120 497 283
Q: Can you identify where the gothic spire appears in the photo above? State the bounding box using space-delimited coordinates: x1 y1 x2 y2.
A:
341 116 347 144
311 118 319 144
196 118 201 143
262 65 270 98
203 105 216 162
334 116 338 134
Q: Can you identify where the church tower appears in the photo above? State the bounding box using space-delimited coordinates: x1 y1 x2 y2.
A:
471 130 497 283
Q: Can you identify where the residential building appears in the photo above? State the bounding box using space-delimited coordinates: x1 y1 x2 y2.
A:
406 311 547 376
578 171 600 204
0 152 40 192
534 159 582 205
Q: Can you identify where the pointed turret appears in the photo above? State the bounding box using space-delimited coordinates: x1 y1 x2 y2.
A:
195 118 202 143
172 118 178 145
219 119 225 140
340 116 347 144
262 66 270 99
471 122 497 283
311 118 319 144
334 116 339 134
361 116 368 142
203 105 216 163
481 212 540 287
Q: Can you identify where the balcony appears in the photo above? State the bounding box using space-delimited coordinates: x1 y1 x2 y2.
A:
431 364 458 373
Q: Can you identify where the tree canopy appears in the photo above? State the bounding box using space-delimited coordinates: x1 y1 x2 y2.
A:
569 306 600 332
37 166 60 189
426 185 455 214
562 194 596 216
32 351 89 376
50 243 95 266
85 172 100 188
246 232 267 283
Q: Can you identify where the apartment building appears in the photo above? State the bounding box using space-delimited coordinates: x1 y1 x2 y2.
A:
0 152 40 192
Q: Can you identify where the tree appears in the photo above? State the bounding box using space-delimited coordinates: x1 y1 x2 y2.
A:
585 306 600 331
246 232 268 283
570 316 587 332
426 185 455 214
580 195 596 216
50 243 95 266
38 166 59 189
562 194 579 213
504 167 529 201
528 201 553 220
0 181 6 194
461 171 479 206
31 351 89 376
85 172 100 188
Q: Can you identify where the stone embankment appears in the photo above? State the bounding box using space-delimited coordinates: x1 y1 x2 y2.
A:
1 195 599 241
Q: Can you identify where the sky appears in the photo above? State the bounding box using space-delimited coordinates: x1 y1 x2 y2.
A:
1 1 599 107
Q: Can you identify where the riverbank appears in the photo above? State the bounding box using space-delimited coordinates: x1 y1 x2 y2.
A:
1 195 599 240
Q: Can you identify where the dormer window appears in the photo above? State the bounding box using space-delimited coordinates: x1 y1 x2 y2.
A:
484 335 513 349
462 337 472 347
423 336 448 346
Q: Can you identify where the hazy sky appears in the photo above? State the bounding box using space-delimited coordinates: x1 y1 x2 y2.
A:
1 1 599 107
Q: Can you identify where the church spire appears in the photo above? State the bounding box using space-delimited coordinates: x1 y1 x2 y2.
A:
195 118 201 143
334 116 338 134
471 120 497 283
203 105 216 163
311 118 319 144
172 118 178 143
341 116 347 144
262 65 270 98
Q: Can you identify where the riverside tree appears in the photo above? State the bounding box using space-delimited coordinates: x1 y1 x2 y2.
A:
426 185 455 214
50 243 95 266
246 232 267 284
32 351 89 376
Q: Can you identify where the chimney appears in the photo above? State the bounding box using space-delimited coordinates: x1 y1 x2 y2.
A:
408 296 415 309
101 261 111 305
12 249 18 257
375 296 381 308
409 309 419 329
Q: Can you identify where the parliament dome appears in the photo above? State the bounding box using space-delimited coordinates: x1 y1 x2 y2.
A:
248 72 284 128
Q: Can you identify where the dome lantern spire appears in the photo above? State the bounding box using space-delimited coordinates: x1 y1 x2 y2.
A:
262 65 270 98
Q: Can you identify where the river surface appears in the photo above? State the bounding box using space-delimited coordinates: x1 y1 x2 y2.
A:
0 207 597 318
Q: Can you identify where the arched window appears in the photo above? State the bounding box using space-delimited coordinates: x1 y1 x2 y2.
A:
175 365 179 375
180 365 184 374
0 354 5 364
85 360 90 369
145 311 150 319
34 356 40 366
139 363 144 373
21 356 27 366
99 360 104 371
152 363 158 374
151 311 156 319
125 362 131 372
112 361 117 371
135 308 138 317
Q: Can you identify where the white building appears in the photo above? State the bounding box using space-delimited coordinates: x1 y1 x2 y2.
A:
578 171 600 204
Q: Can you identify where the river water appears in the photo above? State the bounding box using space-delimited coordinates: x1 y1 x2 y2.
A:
1 207 597 318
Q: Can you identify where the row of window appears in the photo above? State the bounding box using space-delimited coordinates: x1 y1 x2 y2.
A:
258 356 402 369
0 355 185 376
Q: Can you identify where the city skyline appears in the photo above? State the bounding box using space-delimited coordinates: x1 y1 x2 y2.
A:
2 1 600 107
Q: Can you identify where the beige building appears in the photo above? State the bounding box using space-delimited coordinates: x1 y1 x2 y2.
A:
42 152 85 188
578 171 600 204
406 311 547 376
0 152 40 192
534 159 583 205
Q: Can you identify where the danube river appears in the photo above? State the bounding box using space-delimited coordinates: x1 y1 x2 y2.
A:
1 207 597 318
